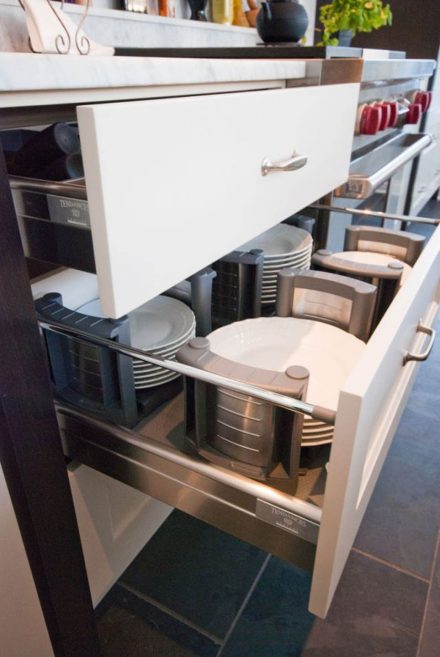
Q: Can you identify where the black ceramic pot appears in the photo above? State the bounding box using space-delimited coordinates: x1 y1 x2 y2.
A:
186 0 208 20
256 0 309 44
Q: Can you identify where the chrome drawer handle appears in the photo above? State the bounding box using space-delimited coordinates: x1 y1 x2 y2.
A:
403 321 436 364
261 152 307 176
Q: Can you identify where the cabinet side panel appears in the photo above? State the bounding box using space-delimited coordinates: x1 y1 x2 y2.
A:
309 226 440 617
0 463 54 657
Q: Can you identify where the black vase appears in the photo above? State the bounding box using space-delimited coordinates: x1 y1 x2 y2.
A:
256 0 309 44
187 0 208 20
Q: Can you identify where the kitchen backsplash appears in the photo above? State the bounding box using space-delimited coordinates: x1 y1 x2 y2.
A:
0 0 316 51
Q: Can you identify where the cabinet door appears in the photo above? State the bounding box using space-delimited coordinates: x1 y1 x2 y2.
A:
309 225 440 617
78 83 359 318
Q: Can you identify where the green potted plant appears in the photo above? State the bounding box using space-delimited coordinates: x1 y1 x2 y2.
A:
318 0 392 46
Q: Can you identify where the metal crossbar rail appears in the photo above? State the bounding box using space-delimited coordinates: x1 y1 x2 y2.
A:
38 317 336 425
310 203 440 226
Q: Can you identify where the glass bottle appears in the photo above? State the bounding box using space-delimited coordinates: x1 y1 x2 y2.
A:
211 0 233 25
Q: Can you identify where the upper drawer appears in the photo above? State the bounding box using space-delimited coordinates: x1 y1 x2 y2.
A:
77 83 359 318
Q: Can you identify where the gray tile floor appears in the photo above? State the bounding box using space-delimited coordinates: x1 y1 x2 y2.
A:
97 203 440 657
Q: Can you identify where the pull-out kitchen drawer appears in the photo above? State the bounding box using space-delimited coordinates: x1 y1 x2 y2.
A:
76 83 359 317
56 223 440 618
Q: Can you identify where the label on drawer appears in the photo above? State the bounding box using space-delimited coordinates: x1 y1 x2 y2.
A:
256 499 319 544
47 195 90 229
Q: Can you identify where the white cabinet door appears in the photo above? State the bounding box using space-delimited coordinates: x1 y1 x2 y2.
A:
69 465 172 606
78 83 359 318
310 225 440 617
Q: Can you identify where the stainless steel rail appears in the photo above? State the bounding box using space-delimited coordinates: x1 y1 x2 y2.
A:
334 133 432 200
9 175 87 200
38 317 337 425
310 203 440 226
57 403 323 527
360 59 436 84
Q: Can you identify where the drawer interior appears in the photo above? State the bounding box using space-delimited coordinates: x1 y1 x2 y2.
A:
50 218 440 619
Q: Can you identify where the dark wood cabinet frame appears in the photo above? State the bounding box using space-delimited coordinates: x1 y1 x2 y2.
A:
0 145 101 656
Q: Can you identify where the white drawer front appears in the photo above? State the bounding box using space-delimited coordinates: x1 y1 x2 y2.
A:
78 84 359 318
310 226 440 617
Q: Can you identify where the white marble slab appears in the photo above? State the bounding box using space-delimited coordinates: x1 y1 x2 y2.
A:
0 52 307 93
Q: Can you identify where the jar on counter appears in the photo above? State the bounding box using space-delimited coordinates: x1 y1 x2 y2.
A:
159 0 176 16
211 0 234 24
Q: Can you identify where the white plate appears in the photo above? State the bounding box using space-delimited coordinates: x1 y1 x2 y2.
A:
133 364 180 378
302 427 334 437
332 251 411 286
134 371 179 383
132 331 195 370
262 258 311 274
300 436 333 446
77 296 196 352
262 263 311 278
207 317 365 412
262 247 313 267
303 418 329 428
238 225 312 258
129 297 195 351
262 255 312 278
134 372 180 389
262 268 310 283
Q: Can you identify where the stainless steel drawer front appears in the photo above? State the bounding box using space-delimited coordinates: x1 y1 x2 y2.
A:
256 499 320 544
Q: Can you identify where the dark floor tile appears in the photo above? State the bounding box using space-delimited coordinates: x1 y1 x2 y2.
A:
355 318 440 578
98 605 197 657
119 510 267 639
418 533 440 657
301 551 427 657
220 557 314 657
97 583 219 657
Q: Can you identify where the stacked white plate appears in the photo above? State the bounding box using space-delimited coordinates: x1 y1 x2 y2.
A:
238 224 313 305
207 316 365 446
76 296 196 390
332 251 411 288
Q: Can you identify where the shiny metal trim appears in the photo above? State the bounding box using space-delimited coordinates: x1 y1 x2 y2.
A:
38 317 336 425
310 203 440 226
403 321 436 364
9 175 87 200
56 403 321 524
261 152 307 176
57 403 319 567
335 133 432 199
360 59 436 84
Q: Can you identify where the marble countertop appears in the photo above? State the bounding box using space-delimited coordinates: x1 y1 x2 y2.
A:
0 52 308 95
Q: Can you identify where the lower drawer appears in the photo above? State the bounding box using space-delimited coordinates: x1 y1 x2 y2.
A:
57 223 440 618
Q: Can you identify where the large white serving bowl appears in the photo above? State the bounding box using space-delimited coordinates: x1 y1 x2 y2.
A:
207 317 365 413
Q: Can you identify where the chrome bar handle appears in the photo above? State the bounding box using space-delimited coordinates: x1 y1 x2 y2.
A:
37 316 336 425
310 203 440 227
261 152 307 177
403 321 436 365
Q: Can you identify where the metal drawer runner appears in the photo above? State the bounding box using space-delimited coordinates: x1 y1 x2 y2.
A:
58 403 319 572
